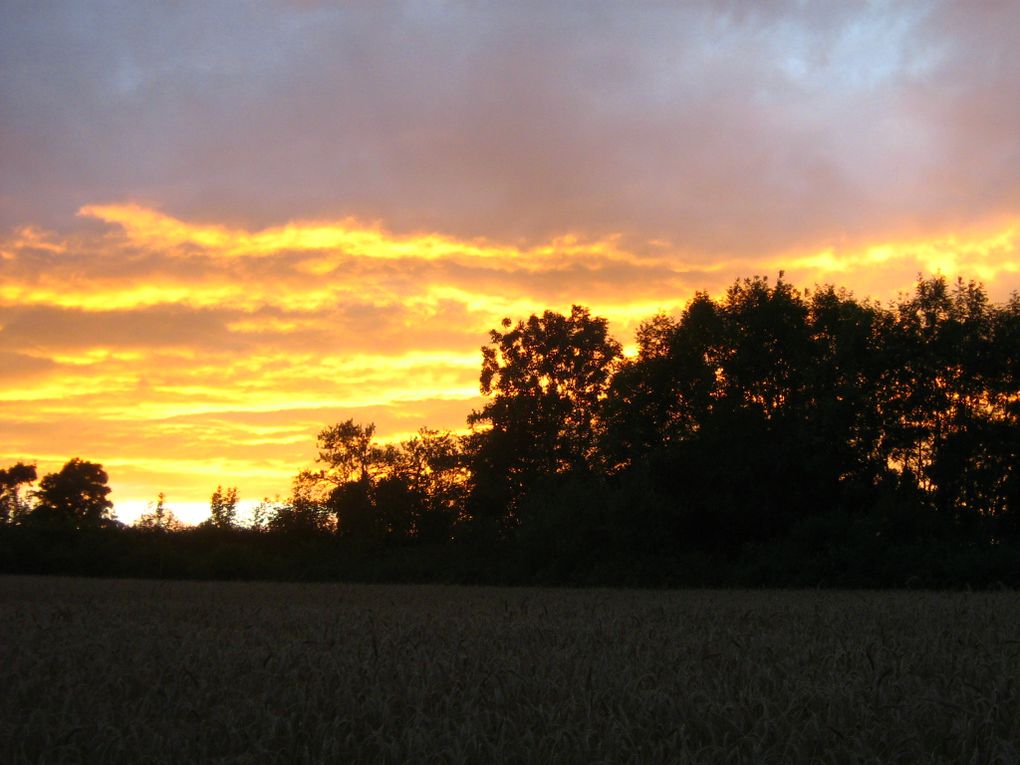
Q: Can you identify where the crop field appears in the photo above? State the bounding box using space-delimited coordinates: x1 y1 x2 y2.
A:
1 577 1018 764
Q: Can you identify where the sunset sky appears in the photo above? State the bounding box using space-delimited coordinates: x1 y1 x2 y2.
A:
2 1 1019 524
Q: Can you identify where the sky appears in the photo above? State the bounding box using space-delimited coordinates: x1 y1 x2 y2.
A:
2 0 1019 524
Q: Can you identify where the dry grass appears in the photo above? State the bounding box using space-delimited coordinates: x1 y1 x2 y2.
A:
1 576 1018 764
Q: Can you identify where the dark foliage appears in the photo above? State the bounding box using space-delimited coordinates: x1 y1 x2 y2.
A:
3 275 1019 587
27 459 115 531
0 462 36 525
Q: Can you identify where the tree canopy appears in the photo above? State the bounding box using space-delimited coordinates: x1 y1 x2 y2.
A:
3 275 1020 587
0 462 36 525
467 305 622 528
29 458 114 530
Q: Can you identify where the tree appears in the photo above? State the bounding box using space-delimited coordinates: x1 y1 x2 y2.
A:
0 462 37 525
396 428 468 543
267 477 332 535
367 427 469 543
205 485 239 529
307 420 385 538
716 274 814 419
249 497 278 532
467 305 622 527
985 292 1020 539
600 276 891 552
314 420 389 486
135 491 184 532
804 285 886 479
601 295 722 470
296 420 469 543
877 277 1001 512
327 479 379 541
31 458 114 529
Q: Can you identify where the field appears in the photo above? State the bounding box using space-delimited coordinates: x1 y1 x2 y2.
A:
1 577 1018 764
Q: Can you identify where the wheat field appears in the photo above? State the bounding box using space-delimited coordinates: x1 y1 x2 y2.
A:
1 576 1018 763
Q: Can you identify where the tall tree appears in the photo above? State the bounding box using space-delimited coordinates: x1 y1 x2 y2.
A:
878 278 1001 503
311 422 467 543
31 458 114 529
135 491 184 532
467 305 622 527
0 462 36 525
715 274 814 419
314 420 390 485
206 486 239 529
311 420 390 539
396 428 468 543
268 476 332 535
601 276 890 551
602 294 722 470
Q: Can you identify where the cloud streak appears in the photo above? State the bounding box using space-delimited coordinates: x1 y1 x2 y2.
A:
3 3 1018 249
2 1 1020 520
2 204 1019 521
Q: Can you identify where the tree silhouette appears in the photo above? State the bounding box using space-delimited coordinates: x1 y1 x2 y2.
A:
601 276 894 552
870 277 1010 536
310 420 387 538
987 292 1020 539
205 486 239 529
301 420 469 543
601 294 721 470
396 428 468 543
4 274 1018 587
467 305 622 529
882 277 1020 537
268 473 333 534
722 276 817 414
315 420 390 485
0 462 36 525
30 458 114 529
135 491 184 532
328 479 379 541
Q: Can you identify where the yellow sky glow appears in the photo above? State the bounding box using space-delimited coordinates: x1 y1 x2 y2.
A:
2 205 1019 523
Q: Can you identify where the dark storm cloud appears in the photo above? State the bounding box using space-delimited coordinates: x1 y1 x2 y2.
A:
3 1 1018 254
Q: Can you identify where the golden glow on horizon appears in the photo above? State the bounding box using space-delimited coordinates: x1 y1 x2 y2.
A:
2 203 1019 521
784 227 1020 283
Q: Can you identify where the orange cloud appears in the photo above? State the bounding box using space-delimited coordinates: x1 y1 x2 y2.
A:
2 205 1019 522
78 203 634 267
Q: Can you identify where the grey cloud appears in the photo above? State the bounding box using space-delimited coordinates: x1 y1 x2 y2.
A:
2 1 1019 254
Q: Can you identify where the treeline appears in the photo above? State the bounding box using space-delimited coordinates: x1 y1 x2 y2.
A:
3 274 1020 587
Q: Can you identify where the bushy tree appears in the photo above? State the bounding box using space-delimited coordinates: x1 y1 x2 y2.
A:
601 295 722 470
135 492 185 532
268 476 332 535
0 462 36 525
30 458 114 529
214 276 1020 574
309 420 386 539
397 428 468 543
467 305 622 528
304 421 467 543
877 277 993 493
205 486 240 529
314 420 389 485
